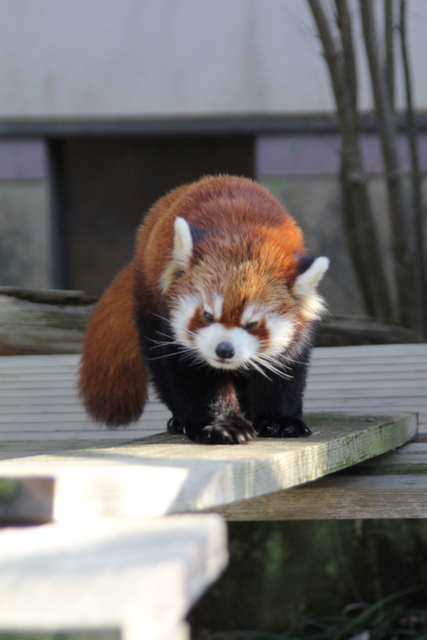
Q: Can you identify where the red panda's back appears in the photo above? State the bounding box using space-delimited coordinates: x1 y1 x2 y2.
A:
134 175 305 299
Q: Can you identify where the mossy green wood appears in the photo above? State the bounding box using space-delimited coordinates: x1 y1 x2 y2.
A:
0 413 416 523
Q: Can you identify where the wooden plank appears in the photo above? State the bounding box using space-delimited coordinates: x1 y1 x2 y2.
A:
216 438 427 521
0 413 417 523
0 354 168 457
0 515 227 640
0 344 426 457
311 344 427 358
216 474 427 520
0 409 168 424
306 346 427 435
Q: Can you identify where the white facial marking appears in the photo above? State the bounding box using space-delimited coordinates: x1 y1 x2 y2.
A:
194 323 259 369
264 314 296 355
170 293 199 347
241 303 262 327
213 294 224 319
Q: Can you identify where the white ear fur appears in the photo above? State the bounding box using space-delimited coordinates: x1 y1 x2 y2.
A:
160 217 194 293
294 257 329 320
173 217 193 268
294 257 329 297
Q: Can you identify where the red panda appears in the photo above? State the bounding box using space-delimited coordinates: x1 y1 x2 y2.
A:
79 175 328 444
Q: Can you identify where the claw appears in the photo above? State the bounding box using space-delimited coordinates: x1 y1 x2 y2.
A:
256 417 312 438
191 415 256 445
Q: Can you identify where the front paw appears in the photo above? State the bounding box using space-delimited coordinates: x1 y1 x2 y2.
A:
255 417 312 438
187 415 256 445
167 417 185 434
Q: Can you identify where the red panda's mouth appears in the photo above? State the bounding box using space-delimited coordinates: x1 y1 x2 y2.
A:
212 357 240 369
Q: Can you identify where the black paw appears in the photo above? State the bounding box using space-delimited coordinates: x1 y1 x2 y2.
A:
167 417 185 434
255 417 312 438
188 416 256 445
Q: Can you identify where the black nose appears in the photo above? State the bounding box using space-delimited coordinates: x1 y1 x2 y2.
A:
215 342 235 359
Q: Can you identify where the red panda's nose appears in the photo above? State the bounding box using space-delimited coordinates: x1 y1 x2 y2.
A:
215 342 235 359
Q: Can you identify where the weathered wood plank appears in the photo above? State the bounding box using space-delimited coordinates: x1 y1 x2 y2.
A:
0 344 425 465
312 344 427 357
0 515 227 640
0 291 94 356
0 413 417 523
215 438 427 521
216 474 427 520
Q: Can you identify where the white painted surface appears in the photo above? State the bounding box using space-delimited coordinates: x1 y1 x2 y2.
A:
2 0 427 118
0 515 228 640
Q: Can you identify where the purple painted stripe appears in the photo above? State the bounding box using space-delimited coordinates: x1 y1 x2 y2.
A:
0 141 48 180
256 133 427 176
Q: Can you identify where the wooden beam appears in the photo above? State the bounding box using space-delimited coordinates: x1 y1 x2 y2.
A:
0 413 416 523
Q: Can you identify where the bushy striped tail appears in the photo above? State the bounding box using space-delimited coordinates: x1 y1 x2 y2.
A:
78 263 148 426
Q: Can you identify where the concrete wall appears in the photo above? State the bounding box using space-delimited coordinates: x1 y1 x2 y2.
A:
1 0 427 119
0 141 53 288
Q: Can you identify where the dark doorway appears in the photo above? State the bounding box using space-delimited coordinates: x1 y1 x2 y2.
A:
54 135 254 296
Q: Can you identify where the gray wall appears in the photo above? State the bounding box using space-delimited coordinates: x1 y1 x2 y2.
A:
2 0 427 119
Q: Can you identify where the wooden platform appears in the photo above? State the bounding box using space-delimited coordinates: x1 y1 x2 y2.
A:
306 344 427 435
0 344 424 638
0 413 415 523
1 343 426 457
219 343 427 520
1 343 426 521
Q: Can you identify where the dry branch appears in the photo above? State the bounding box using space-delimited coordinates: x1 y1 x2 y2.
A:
307 0 393 321
398 0 427 335
360 0 420 331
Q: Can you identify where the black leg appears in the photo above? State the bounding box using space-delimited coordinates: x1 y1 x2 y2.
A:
140 317 255 444
248 352 312 438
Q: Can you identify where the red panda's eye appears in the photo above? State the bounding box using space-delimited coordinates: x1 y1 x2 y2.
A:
202 311 214 323
245 321 258 330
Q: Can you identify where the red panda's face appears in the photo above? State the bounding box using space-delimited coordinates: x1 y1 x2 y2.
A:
164 217 329 374
171 296 297 372
169 262 300 373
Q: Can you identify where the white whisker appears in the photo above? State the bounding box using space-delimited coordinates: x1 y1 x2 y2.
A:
249 358 273 381
145 352 180 361
257 341 309 368
251 354 294 380
152 313 172 325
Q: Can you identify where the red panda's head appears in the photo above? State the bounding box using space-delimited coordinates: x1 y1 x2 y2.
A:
162 217 329 372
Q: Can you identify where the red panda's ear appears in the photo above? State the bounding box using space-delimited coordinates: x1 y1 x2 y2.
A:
173 217 194 268
296 255 316 276
160 217 195 293
293 256 329 320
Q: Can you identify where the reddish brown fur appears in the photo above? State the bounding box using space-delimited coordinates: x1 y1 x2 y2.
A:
79 265 148 425
247 318 270 347
188 308 211 335
79 175 307 426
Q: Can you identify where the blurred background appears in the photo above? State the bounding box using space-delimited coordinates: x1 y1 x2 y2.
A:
1 0 427 326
